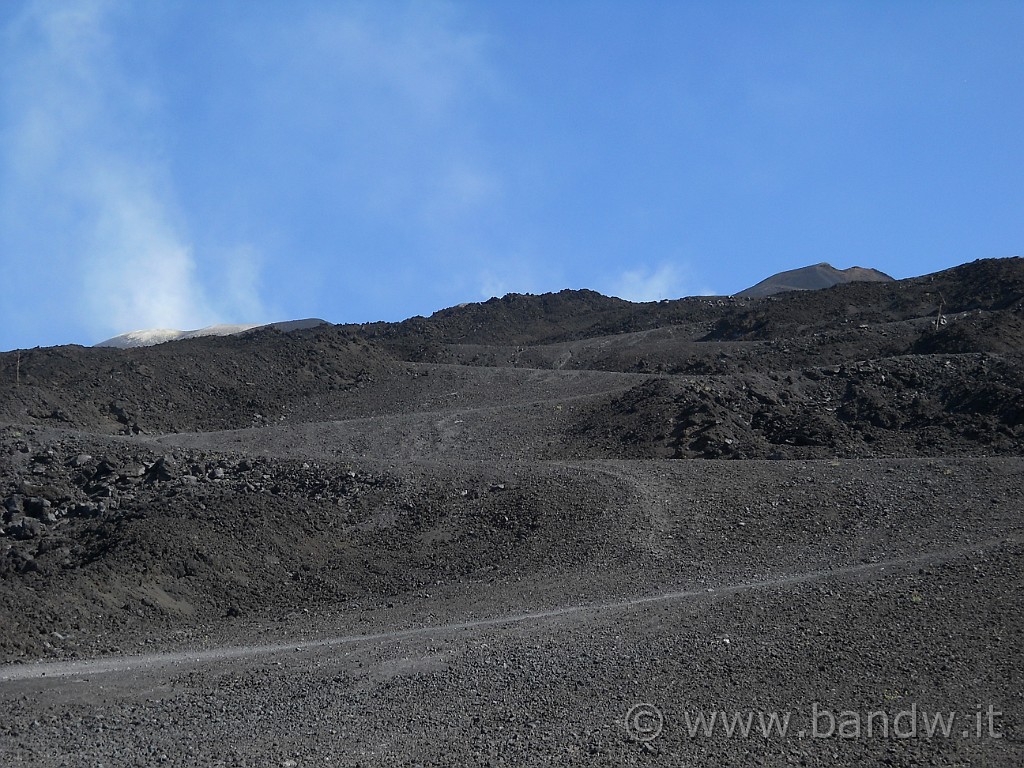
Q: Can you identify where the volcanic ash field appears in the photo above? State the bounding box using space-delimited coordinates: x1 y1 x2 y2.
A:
0 257 1022 766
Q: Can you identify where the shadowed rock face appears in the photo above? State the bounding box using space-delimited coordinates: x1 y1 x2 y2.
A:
735 262 894 298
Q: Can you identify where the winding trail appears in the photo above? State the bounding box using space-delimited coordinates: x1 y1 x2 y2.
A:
1 536 1012 683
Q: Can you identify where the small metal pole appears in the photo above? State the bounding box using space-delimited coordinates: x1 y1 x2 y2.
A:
934 296 945 331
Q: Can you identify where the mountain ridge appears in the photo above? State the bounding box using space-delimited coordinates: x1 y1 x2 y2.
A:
1 255 1021 767
735 261 895 298
94 318 329 349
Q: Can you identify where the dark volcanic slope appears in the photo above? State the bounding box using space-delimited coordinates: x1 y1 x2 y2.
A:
1 257 1022 767
0 326 394 433
735 262 894 298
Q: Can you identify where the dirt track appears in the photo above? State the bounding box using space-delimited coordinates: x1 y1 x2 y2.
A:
5 535 1011 684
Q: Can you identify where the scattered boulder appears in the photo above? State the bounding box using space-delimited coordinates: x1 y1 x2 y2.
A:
146 456 179 483
71 453 93 468
6 516 41 540
22 497 51 519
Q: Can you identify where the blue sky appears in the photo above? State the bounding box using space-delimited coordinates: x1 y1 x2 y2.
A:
1 1 1021 350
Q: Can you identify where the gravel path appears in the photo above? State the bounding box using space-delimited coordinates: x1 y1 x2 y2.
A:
3 535 1006 684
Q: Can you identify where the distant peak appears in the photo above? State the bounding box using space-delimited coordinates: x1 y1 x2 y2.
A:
94 318 328 348
735 263 894 298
